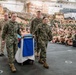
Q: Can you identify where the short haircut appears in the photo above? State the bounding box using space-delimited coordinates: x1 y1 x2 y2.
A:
11 12 17 16
42 16 46 20
37 11 41 13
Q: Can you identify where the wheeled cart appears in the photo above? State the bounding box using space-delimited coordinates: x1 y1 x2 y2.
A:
15 34 35 64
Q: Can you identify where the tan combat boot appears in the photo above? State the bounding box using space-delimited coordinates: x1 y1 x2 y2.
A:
38 59 44 64
43 62 49 69
9 63 16 72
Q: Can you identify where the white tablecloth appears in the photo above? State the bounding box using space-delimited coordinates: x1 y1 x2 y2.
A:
15 39 35 63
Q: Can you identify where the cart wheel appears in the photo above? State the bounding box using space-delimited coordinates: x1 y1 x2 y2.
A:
17 63 23 66
29 60 34 65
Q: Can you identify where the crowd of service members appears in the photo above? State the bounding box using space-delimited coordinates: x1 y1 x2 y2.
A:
51 22 76 46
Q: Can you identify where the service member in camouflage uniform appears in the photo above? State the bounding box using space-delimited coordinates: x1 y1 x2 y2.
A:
2 13 20 72
0 12 9 56
33 17 52 69
30 11 42 57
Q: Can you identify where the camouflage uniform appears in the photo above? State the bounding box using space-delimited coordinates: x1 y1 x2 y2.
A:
34 23 52 62
30 18 42 34
2 20 20 64
0 19 8 54
30 18 42 54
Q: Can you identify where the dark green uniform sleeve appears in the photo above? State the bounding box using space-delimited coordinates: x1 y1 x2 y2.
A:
30 19 38 34
48 27 52 41
32 24 40 35
2 23 8 40
17 23 21 35
30 20 34 34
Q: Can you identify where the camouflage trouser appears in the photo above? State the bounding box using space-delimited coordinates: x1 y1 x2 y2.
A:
6 40 18 64
0 35 5 53
35 37 40 53
39 40 48 62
